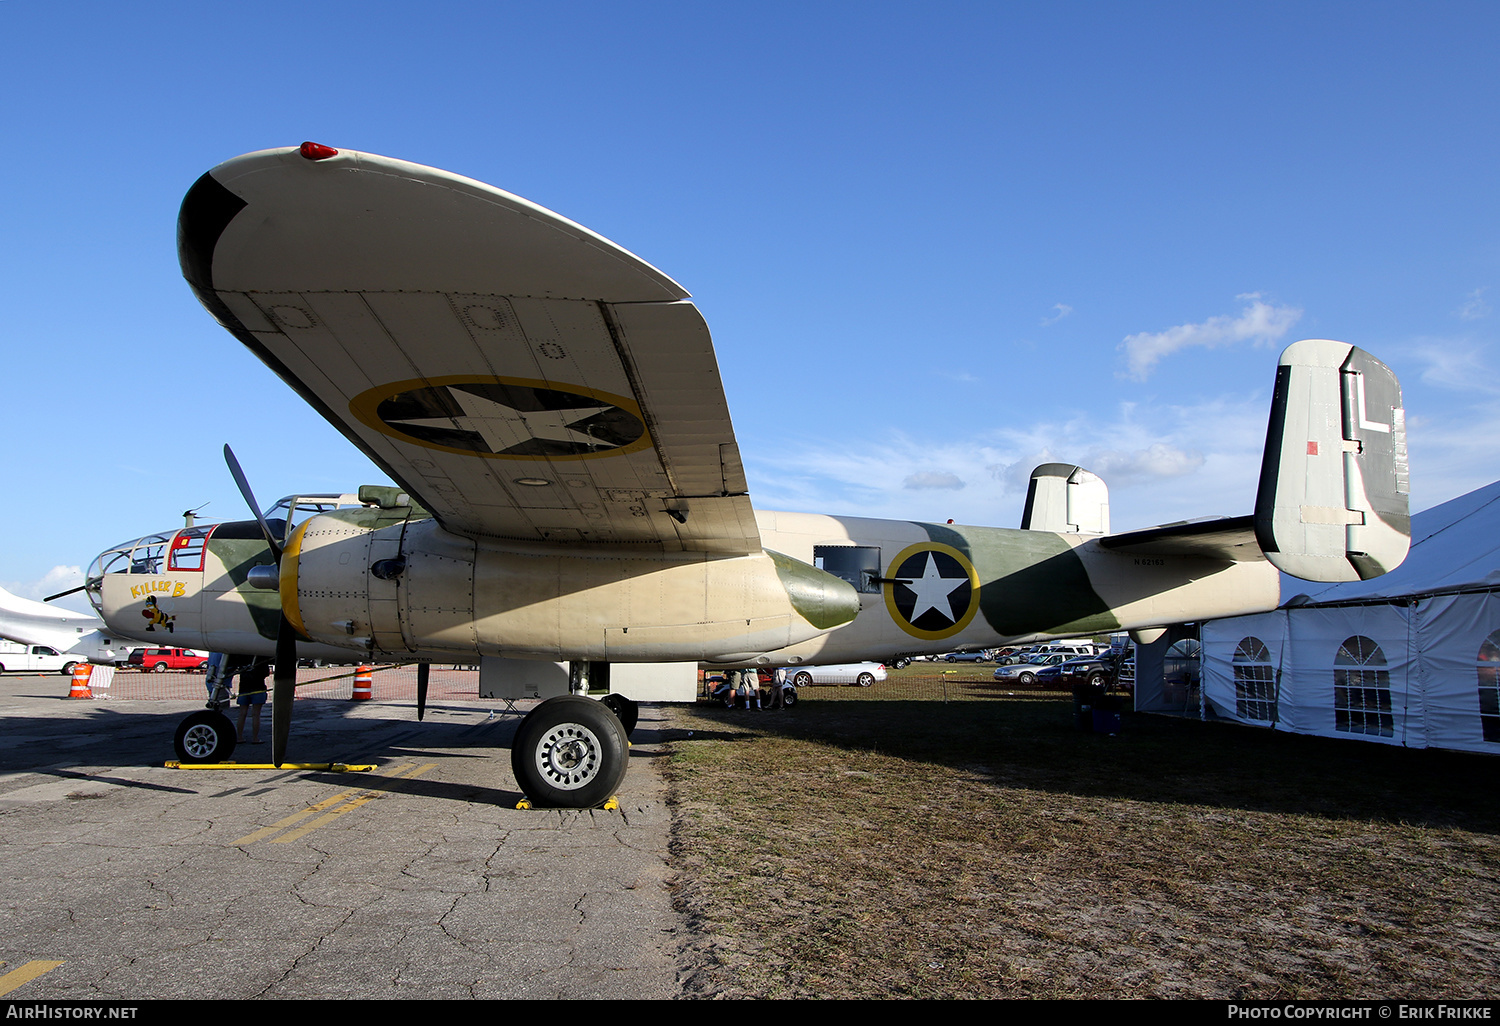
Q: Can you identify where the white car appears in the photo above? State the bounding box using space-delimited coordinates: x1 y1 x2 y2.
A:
785 662 887 687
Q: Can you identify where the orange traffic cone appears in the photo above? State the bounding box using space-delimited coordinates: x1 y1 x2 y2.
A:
68 663 94 699
352 665 373 700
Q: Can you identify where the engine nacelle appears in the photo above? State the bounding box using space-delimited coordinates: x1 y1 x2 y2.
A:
282 515 859 663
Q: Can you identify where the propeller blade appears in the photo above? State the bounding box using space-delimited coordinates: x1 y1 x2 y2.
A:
272 615 297 767
224 444 282 560
43 585 87 602
416 661 430 721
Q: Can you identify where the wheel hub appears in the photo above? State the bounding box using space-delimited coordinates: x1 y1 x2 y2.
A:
535 723 602 790
183 724 220 759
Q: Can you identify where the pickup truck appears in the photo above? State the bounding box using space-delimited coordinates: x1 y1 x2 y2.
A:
126 647 209 673
0 641 83 676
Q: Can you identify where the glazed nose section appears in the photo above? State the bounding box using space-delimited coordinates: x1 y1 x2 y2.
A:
84 538 146 622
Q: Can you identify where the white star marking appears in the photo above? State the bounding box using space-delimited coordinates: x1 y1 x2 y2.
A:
388 387 613 453
903 552 969 624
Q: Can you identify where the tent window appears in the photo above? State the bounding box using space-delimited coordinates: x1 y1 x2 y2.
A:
1162 637 1201 708
1333 635 1393 737
1233 636 1277 723
1476 631 1500 743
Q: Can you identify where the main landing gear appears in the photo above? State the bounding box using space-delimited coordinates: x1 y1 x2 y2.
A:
511 695 632 809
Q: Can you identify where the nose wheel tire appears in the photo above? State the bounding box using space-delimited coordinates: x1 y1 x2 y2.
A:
173 711 237 764
511 696 629 808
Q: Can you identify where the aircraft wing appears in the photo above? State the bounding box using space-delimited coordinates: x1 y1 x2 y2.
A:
0 584 107 649
178 145 758 554
1097 515 1263 562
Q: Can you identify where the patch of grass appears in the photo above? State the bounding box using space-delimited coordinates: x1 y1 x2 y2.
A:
664 694 1500 999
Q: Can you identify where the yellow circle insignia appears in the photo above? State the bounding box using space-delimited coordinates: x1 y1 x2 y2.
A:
883 542 981 641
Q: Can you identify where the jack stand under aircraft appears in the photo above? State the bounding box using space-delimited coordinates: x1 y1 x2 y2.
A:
85 144 1412 809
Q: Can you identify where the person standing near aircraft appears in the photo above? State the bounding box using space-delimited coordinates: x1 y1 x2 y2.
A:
765 667 787 710
236 658 269 744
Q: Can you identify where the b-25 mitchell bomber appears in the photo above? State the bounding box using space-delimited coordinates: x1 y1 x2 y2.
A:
86 143 1412 808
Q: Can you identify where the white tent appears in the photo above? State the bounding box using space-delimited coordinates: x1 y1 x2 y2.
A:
1201 480 1500 753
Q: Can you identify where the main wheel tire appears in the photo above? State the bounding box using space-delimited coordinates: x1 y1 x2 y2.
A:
781 687 798 708
856 672 875 687
893 658 912 669
60 662 78 676
793 671 813 687
600 693 639 738
511 696 629 808
152 662 168 673
173 711 237 764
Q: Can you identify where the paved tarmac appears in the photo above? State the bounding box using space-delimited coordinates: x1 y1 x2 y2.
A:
0 674 685 999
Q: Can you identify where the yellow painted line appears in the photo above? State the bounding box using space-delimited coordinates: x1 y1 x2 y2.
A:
272 763 435 843
166 762 377 771
230 763 435 845
232 790 358 845
0 960 65 996
272 794 382 842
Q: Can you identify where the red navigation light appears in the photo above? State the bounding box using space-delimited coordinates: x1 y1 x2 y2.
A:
299 141 339 161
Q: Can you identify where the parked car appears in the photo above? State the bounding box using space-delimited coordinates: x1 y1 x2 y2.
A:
940 651 990 663
710 670 800 708
785 662 887 687
1052 653 1122 689
126 647 209 673
992 653 1068 685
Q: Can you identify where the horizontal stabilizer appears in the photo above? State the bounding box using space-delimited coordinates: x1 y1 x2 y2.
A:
1255 339 1410 582
1098 514 1259 561
1020 463 1109 535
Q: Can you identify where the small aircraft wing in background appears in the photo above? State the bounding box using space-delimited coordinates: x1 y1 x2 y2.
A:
0 584 122 665
179 145 757 554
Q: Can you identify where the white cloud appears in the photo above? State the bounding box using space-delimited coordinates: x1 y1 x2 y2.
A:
1119 296 1302 380
1409 337 1500 394
746 393 1271 530
1457 287 1491 322
1 565 92 614
1090 443 1205 484
1040 303 1072 326
904 471 965 490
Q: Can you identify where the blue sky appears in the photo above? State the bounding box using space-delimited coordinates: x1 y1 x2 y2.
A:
3 1 1498 612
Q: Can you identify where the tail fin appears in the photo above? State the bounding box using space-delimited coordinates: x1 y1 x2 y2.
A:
1020 463 1110 535
1255 339 1410 582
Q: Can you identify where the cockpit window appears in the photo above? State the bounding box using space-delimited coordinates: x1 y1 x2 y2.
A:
267 495 362 536
168 526 212 572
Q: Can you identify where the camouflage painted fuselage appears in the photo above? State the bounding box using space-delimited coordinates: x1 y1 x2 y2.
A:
753 509 1277 666
94 501 1277 668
